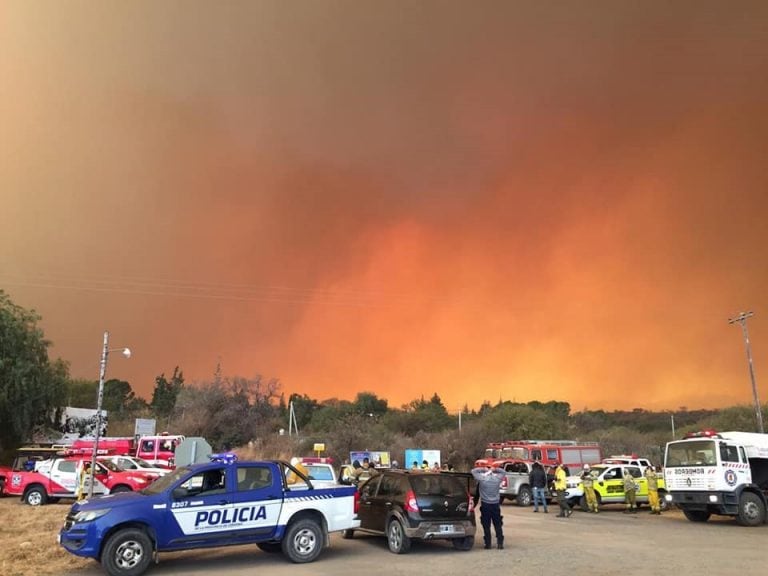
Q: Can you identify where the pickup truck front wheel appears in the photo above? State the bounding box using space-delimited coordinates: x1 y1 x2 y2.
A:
24 486 48 506
282 518 323 563
102 528 153 576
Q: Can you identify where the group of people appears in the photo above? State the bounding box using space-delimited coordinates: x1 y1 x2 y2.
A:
552 462 664 517
471 459 664 549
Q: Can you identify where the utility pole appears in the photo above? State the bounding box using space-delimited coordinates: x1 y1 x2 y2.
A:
729 311 764 434
288 400 299 436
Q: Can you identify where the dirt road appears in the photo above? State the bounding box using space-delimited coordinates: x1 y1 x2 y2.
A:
60 504 767 576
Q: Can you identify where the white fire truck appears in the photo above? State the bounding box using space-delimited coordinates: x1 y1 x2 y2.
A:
663 430 768 526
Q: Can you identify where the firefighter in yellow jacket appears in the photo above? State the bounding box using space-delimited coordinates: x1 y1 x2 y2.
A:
581 464 599 513
622 468 638 513
554 462 572 517
644 465 661 515
286 457 309 485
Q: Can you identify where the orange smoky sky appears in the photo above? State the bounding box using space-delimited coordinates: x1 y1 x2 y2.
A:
2 1 768 413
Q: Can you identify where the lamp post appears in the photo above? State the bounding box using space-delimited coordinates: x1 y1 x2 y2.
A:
728 312 764 434
88 331 131 497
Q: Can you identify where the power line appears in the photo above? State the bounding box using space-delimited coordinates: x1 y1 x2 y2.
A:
0 273 435 309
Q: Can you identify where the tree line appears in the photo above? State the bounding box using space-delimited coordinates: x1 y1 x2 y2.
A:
2 289 766 467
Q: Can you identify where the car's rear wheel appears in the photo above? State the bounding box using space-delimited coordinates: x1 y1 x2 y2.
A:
101 528 153 576
517 486 532 507
387 518 411 554
282 518 323 563
452 536 474 551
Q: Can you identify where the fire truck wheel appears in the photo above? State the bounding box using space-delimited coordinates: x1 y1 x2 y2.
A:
24 486 48 506
282 518 324 563
102 528 153 576
737 492 766 527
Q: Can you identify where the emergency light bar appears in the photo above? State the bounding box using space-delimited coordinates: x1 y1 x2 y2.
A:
683 429 721 439
209 452 238 464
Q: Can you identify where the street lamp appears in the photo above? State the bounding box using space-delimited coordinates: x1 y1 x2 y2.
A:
88 331 131 497
728 312 764 434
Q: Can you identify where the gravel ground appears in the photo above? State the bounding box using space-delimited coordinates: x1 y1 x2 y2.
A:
59 503 768 576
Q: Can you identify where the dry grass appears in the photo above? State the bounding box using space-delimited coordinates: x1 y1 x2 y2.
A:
0 497 91 576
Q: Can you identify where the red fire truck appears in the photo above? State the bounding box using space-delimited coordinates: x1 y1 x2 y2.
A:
475 440 603 471
70 434 184 467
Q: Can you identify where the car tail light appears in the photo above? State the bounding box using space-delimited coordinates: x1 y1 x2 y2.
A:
467 491 475 514
403 490 419 512
353 489 360 514
501 476 508 489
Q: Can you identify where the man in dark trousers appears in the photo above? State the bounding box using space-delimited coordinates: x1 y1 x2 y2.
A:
529 460 549 513
471 464 506 549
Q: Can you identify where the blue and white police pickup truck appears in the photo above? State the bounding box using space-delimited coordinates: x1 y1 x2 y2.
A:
59 454 360 576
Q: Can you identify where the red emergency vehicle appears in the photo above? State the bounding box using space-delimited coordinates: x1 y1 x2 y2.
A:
475 440 602 471
71 434 184 467
5 453 157 506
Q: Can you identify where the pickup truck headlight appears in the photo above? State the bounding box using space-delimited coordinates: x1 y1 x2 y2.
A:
73 508 111 523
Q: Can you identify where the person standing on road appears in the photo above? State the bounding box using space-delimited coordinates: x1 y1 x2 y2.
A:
529 460 548 513
581 464 599 513
76 461 92 501
645 465 661 515
553 462 572 518
623 468 638 513
471 465 506 549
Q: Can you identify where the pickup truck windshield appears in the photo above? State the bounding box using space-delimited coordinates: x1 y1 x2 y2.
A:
141 466 193 495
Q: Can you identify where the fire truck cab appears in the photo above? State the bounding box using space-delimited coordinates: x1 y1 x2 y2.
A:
664 429 768 526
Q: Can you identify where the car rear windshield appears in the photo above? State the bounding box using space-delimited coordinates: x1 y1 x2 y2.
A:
410 475 467 496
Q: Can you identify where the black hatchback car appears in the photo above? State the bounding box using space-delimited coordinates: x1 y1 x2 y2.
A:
343 470 476 553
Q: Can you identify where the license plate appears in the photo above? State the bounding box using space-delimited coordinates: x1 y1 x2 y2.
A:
439 524 457 533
